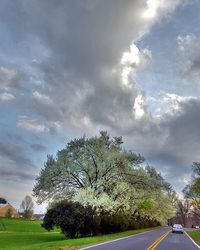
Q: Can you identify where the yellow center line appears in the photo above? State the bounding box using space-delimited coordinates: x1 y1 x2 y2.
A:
146 230 171 250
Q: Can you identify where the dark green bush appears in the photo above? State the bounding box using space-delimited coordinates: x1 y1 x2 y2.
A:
100 212 130 234
42 200 96 238
129 220 141 230
42 201 160 238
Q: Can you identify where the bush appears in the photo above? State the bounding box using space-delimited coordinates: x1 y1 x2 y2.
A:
42 201 160 238
100 214 115 234
42 200 96 238
113 213 129 232
99 211 130 234
129 220 141 230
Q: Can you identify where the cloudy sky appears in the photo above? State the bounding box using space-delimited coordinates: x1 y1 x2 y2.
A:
1 0 200 212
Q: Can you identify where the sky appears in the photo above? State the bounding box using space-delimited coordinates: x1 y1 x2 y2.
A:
1 0 200 213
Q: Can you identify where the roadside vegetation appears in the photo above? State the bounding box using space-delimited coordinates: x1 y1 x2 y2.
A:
174 162 200 229
187 230 200 246
184 162 200 216
0 132 176 249
42 200 160 239
0 218 159 250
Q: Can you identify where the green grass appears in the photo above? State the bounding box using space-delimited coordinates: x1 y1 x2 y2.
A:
187 229 200 246
0 218 53 232
0 218 159 250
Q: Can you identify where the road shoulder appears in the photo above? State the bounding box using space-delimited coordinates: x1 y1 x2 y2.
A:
185 230 200 249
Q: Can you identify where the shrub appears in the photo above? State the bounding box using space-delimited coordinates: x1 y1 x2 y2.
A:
42 201 160 238
42 200 96 238
129 220 141 230
99 211 130 234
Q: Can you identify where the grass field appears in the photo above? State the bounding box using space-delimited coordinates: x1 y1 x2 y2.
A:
0 218 158 250
187 229 200 246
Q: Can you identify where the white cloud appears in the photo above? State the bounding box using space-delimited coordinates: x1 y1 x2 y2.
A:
177 34 200 82
120 43 151 87
177 34 195 51
17 116 47 133
121 44 141 66
142 0 185 20
142 0 160 19
0 67 18 90
33 91 53 105
163 93 196 114
0 67 17 80
121 44 152 68
147 92 197 118
133 94 145 119
0 92 15 102
120 43 152 86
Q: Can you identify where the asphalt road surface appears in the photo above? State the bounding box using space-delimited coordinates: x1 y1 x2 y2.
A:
80 227 200 250
156 230 199 250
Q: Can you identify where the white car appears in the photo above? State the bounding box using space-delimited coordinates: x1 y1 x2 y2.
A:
172 224 184 234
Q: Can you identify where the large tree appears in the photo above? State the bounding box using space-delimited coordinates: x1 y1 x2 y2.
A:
33 131 175 221
33 131 145 203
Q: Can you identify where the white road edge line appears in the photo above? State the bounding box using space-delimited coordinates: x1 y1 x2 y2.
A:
79 228 166 250
184 231 200 249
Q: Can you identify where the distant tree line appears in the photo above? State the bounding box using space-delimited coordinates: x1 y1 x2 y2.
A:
169 162 200 227
183 162 200 218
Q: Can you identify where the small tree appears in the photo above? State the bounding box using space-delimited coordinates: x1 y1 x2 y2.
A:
42 200 96 238
5 208 12 218
20 195 34 219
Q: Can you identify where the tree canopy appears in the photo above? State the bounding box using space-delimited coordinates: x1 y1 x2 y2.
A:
183 162 200 216
33 131 175 223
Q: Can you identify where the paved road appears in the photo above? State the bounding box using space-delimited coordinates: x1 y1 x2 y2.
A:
157 231 199 250
80 227 199 250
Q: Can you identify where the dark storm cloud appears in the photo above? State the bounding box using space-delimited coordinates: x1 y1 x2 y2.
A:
161 99 200 164
137 98 200 189
0 141 33 167
31 144 47 152
0 0 184 133
0 138 36 181
0 0 157 131
0 168 35 181
0 0 148 71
